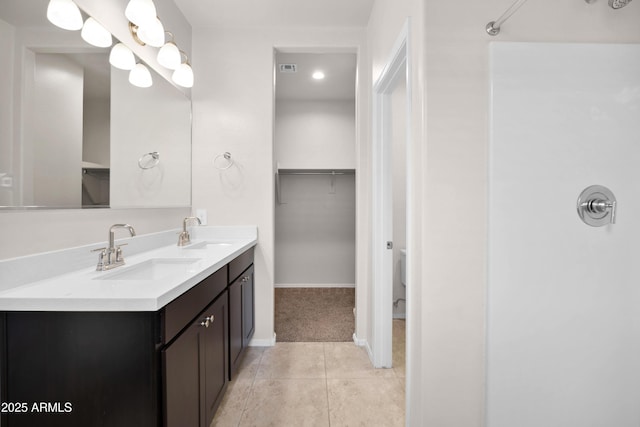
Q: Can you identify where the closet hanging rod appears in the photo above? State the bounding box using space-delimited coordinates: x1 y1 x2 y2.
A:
277 169 355 176
486 0 529 36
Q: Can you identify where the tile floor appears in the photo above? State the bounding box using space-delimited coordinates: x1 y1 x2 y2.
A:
212 322 406 427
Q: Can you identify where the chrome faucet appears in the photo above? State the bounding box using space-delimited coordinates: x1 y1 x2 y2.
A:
178 217 201 246
93 224 136 271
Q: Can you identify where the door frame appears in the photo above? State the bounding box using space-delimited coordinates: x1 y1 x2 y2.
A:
371 20 411 368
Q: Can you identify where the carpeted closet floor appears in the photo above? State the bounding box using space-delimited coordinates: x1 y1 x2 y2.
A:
274 287 355 342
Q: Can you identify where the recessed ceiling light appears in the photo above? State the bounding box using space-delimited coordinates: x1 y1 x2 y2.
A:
312 71 325 80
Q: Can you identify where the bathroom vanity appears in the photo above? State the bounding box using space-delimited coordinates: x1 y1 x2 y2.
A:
0 227 256 427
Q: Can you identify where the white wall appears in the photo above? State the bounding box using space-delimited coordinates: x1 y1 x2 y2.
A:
275 100 355 169
31 53 83 207
274 99 356 286
109 70 191 208
275 174 356 286
191 26 367 345
488 42 640 427
83 98 110 167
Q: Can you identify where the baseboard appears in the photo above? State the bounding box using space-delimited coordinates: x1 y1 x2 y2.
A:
364 340 374 363
248 332 276 347
275 283 356 288
352 333 368 347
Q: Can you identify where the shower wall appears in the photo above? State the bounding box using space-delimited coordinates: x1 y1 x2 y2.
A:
488 43 640 426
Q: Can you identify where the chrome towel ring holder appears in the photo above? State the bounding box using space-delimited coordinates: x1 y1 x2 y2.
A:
138 152 160 169
213 152 234 170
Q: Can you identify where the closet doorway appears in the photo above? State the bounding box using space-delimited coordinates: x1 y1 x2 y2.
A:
372 21 410 369
273 49 357 342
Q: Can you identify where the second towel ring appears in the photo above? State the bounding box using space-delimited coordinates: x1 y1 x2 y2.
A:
138 152 160 169
213 152 234 170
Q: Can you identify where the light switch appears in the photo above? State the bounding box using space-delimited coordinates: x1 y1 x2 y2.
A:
196 209 207 225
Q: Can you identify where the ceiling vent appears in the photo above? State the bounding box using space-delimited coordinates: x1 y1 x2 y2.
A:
279 64 297 73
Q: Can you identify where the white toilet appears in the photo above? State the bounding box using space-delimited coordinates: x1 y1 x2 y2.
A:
400 249 406 287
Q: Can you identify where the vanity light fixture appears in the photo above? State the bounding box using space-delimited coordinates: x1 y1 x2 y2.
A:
135 16 165 47
124 0 194 87
157 32 181 70
125 0 157 26
81 17 112 48
172 51 194 88
312 71 326 80
46 0 83 31
109 43 136 70
129 63 153 88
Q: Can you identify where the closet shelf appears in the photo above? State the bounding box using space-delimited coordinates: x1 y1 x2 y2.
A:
275 168 356 204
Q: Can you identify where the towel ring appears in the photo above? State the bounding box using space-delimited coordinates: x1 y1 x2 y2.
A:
213 152 234 170
138 152 160 169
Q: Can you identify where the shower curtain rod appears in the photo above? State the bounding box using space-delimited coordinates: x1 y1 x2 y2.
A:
486 0 529 36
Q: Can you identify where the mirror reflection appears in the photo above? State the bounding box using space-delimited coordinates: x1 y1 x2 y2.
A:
0 0 192 209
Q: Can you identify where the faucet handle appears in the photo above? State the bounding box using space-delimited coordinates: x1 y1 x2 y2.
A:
114 243 128 263
91 247 107 271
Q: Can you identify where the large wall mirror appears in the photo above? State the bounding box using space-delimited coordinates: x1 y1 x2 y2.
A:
0 0 191 209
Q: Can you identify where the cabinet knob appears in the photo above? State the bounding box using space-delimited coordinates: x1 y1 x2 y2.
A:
200 315 215 328
241 276 250 282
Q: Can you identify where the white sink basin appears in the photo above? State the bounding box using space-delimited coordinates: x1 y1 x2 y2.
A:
95 258 202 281
183 241 234 250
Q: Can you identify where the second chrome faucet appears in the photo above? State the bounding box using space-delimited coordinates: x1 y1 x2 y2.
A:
178 217 201 246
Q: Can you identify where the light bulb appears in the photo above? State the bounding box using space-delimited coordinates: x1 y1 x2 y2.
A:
125 0 157 26
46 0 83 31
172 62 194 88
109 43 136 70
81 17 112 48
157 42 181 69
129 63 153 88
136 17 165 48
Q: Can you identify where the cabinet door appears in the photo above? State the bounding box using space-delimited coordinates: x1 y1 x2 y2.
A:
163 315 203 427
163 293 228 427
229 278 243 378
241 265 255 347
203 292 228 426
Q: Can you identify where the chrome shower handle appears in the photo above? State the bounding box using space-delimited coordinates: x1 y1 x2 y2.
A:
583 199 616 224
577 185 617 227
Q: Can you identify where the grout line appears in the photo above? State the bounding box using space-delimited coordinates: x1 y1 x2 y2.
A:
324 343 332 426
235 348 266 427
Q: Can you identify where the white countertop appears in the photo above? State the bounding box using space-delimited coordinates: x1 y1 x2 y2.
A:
0 226 257 312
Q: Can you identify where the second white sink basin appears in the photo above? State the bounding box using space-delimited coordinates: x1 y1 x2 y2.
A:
183 241 234 250
96 258 202 281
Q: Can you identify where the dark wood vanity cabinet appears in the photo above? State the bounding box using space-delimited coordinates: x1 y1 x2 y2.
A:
228 248 255 379
163 290 228 427
0 247 255 427
0 311 161 427
162 267 228 427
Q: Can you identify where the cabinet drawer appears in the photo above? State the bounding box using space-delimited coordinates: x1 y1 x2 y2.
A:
163 267 227 343
228 247 254 283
